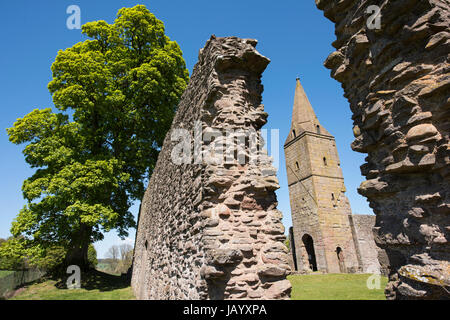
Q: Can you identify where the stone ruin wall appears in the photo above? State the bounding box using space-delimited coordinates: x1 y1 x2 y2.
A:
316 0 450 299
350 214 387 275
131 36 292 300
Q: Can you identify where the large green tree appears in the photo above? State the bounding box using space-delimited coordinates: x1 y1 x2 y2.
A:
7 5 189 269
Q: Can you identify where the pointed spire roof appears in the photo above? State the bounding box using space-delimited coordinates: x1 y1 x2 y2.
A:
292 77 317 127
285 78 331 146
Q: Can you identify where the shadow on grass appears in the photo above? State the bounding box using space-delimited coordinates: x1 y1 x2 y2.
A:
54 269 130 292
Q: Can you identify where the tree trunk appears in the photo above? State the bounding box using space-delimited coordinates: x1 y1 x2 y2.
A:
65 224 91 271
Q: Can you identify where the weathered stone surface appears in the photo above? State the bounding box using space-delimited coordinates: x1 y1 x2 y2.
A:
265 279 292 299
131 36 291 300
257 264 289 277
350 215 388 275
208 248 243 265
406 124 438 142
317 0 450 299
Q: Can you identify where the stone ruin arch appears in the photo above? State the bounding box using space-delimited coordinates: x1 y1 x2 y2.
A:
302 234 318 272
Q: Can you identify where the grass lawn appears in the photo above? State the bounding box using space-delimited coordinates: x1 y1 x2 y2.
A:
10 270 135 300
8 270 386 300
0 270 14 278
288 273 388 300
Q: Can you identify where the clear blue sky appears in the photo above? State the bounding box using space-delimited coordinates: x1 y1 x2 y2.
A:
0 0 372 258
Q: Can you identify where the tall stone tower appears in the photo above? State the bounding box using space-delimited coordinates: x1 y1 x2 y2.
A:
284 78 360 273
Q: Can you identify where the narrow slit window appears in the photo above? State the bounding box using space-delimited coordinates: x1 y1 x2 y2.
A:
323 157 327 166
295 161 299 170
292 129 296 138
316 125 321 134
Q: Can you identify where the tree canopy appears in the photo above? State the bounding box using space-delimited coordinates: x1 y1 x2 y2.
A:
6 5 189 269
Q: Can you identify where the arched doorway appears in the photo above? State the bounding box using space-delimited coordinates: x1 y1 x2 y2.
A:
336 247 346 273
302 234 317 271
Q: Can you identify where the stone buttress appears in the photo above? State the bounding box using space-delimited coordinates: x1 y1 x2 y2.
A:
132 36 292 300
